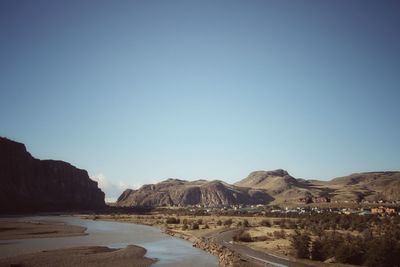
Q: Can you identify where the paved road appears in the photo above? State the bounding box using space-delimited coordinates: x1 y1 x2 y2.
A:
205 229 313 267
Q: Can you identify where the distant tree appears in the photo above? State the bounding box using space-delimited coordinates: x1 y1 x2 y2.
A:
165 217 180 224
311 239 325 261
320 231 343 259
291 230 310 259
364 235 400 267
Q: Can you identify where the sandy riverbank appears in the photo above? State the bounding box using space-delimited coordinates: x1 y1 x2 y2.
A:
0 219 155 267
0 245 155 267
81 214 268 267
0 220 87 240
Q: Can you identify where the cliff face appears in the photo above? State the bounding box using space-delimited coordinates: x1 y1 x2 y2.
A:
0 137 106 213
117 179 273 207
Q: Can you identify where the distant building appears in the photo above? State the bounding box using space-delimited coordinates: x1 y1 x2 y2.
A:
371 206 396 215
298 196 330 204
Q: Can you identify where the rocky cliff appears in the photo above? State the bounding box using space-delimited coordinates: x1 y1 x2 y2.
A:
117 178 273 207
0 137 106 213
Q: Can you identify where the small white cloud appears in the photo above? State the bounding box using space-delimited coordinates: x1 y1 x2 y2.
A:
94 173 109 189
91 173 136 203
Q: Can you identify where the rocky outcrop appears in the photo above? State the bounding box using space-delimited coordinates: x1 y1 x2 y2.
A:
0 137 106 213
117 178 273 207
193 238 241 267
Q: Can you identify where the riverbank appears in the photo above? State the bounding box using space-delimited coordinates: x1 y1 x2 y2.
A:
0 245 155 267
0 218 155 267
81 214 271 267
0 215 217 267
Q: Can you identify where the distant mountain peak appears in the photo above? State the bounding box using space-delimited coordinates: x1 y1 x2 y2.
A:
250 169 289 176
235 169 297 192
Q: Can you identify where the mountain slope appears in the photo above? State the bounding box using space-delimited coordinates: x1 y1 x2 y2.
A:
0 137 106 213
234 169 328 204
323 171 400 202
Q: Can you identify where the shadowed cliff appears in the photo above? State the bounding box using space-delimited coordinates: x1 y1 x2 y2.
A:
0 137 106 213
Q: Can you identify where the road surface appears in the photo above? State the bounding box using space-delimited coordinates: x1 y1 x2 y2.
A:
205 229 313 267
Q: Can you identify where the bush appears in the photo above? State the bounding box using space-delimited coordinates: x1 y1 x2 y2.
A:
239 232 252 242
182 223 188 230
192 223 199 230
252 235 268 242
165 217 180 224
233 230 252 242
273 230 286 239
224 219 233 227
197 218 203 225
217 220 222 226
260 219 271 227
243 219 250 227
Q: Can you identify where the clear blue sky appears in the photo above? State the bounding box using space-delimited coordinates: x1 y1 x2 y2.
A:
1 1 399 201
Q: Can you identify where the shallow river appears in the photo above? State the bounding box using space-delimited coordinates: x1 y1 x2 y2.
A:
0 216 218 267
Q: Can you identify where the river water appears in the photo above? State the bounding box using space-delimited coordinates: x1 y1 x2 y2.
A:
0 216 218 267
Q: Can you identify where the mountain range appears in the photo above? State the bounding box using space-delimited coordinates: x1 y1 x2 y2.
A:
117 169 400 207
1 136 399 211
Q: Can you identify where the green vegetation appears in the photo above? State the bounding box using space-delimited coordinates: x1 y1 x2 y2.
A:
289 215 400 267
291 230 310 259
